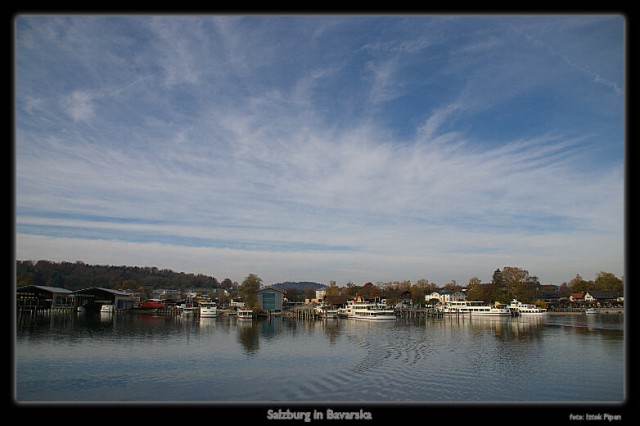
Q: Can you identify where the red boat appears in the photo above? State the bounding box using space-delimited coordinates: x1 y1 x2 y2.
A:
137 299 167 309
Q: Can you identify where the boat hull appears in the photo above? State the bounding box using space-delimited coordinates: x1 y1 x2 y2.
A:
349 315 396 321
128 308 159 314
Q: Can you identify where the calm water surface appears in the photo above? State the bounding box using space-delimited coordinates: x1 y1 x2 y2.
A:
14 311 625 404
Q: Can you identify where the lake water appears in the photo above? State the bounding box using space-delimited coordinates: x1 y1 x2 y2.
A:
13 311 627 421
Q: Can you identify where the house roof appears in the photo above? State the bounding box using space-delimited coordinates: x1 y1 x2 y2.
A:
586 290 622 299
74 287 133 297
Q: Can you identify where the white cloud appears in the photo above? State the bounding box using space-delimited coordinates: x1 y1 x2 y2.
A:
15 15 625 286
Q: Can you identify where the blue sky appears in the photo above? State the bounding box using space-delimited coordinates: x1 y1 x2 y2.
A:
14 14 625 286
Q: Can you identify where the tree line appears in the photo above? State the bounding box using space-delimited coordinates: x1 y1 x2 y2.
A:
16 260 623 307
15 260 225 292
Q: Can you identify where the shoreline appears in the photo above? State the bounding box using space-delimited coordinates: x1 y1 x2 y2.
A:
548 308 624 315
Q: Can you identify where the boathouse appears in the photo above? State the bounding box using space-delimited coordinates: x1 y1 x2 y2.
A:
257 287 285 314
73 287 136 312
16 285 74 312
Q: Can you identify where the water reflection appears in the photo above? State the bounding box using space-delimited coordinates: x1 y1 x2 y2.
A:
15 311 624 402
198 317 217 329
236 317 260 355
17 311 624 350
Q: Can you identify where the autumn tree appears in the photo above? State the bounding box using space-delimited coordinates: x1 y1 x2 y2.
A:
359 282 380 300
324 281 341 297
467 276 481 287
568 274 590 293
239 273 262 309
489 269 506 303
501 266 539 303
410 279 436 306
466 279 490 302
441 280 462 292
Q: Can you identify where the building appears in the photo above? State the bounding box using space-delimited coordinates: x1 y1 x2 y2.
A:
16 285 136 312
73 287 136 312
425 289 466 304
16 285 74 312
584 291 624 306
257 287 286 314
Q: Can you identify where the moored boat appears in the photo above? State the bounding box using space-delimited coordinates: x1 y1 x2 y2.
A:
128 299 166 314
585 308 599 315
344 298 396 321
237 308 253 320
508 299 548 316
199 301 218 318
100 304 114 314
439 300 511 317
180 298 196 317
314 302 339 319
137 299 167 310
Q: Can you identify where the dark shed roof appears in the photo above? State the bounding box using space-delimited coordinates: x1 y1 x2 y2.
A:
16 285 73 295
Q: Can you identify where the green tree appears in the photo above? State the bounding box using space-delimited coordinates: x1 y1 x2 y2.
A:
594 271 623 291
239 273 262 309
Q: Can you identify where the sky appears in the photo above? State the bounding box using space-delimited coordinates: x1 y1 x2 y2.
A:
14 14 625 287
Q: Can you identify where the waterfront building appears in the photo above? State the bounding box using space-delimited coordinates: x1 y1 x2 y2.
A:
425 289 465 304
257 286 285 314
16 285 74 312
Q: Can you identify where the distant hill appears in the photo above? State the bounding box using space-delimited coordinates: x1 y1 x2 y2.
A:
270 281 326 292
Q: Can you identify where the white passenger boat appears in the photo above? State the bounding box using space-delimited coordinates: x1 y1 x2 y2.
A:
237 308 253 320
344 298 396 321
439 300 511 317
585 308 599 315
199 301 218 318
508 299 548 316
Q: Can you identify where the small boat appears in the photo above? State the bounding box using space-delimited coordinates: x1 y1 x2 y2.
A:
585 308 599 315
181 298 196 317
137 299 167 310
199 301 218 318
237 308 253 320
508 299 548 316
100 304 114 314
182 306 196 316
128 299 166 314
314 302 339 319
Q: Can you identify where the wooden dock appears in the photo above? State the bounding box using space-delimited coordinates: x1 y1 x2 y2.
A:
286 305 320 320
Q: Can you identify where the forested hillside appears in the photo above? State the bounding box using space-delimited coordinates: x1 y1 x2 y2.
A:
16 260 220 291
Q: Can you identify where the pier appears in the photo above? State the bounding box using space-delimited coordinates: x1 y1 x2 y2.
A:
286 305 320 320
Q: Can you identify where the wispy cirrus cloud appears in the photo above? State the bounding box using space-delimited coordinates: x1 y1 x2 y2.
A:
15 15 624 285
